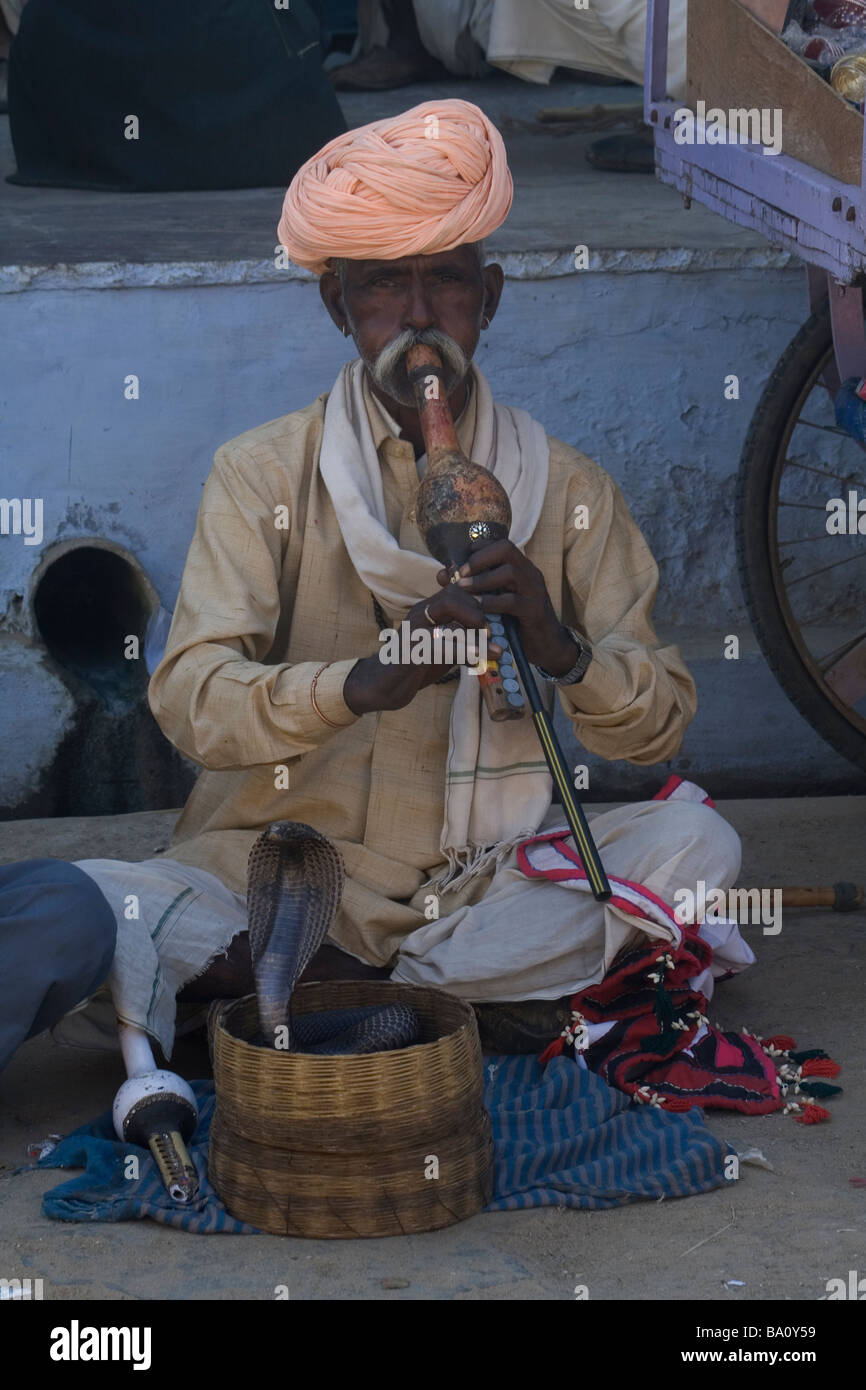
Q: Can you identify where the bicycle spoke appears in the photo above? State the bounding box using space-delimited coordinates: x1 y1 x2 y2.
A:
786 549 866 587
818 628 866 671
796 419 853 438
777 535 838 545
822 635 866 706
784 458 866 487
778 501 833 511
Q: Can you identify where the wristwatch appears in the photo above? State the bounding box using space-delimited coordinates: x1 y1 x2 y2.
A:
533 626 593 686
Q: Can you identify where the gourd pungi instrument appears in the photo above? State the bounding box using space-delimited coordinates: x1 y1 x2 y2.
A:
406 342 610 901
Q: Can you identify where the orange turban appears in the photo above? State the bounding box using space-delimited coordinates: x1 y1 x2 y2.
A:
277 99 513 275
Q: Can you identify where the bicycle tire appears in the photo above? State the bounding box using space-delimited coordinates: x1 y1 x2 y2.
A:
736 302 866 773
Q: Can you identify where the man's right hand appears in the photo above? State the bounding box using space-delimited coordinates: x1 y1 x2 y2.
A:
343 588 502 716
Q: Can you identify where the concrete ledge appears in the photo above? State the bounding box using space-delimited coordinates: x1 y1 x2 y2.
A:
0 245 800 294
0 807 180 865
0 74 776 278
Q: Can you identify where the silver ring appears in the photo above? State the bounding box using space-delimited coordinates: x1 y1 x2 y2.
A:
424 603 435 625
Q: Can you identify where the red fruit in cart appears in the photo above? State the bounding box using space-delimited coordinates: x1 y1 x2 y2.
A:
813 0 866 28
804 36 842 59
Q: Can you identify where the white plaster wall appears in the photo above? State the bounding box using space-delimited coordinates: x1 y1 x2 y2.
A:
0 266 806 630
2 265 863 803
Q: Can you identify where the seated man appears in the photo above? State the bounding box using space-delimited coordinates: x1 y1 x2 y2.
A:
2 100 743 1071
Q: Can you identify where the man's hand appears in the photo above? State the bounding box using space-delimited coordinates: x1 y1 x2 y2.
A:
343 589 503 716
441 540 578 675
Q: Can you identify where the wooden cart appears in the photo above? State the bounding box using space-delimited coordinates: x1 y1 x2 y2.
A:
646 0 866 772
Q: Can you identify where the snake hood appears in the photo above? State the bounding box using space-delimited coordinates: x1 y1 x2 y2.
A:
246 821 345 1047
246 821 420 1055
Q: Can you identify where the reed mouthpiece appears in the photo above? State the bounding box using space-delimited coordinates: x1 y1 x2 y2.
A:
149 1131 199 1204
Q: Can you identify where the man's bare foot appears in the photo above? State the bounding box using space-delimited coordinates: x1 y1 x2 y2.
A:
330 45 443 91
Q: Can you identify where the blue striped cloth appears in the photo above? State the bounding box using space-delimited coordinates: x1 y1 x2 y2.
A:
483 1054 728 1210
35 1056 729 1231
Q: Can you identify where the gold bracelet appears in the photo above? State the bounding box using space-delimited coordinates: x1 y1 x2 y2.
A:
311 662 347 729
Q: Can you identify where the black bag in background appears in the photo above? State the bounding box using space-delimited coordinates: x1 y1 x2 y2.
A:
7 0 347 191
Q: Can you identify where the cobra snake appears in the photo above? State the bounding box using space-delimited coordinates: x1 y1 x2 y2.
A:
246 821 420 1054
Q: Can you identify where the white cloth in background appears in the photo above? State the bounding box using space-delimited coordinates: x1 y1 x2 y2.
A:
485 0 687 96
360 0 687 96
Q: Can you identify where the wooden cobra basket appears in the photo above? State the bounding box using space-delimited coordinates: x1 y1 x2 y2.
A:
209 980 493 1238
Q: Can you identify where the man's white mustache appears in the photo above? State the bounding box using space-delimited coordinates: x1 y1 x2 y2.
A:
370 328 468 394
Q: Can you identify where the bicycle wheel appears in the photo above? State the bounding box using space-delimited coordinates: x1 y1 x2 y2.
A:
736 302 866 773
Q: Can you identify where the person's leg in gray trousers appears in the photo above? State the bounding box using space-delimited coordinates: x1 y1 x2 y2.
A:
0 858 116 1073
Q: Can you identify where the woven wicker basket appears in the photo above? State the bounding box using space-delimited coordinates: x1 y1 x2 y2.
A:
209 980 493 1238
212 981 484 1150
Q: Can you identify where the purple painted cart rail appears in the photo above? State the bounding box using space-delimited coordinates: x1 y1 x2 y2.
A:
645 0 866 382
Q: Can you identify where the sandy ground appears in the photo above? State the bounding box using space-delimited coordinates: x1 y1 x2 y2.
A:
0 797 864 1302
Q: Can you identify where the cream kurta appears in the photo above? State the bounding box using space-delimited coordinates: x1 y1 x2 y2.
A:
148 373 696 967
